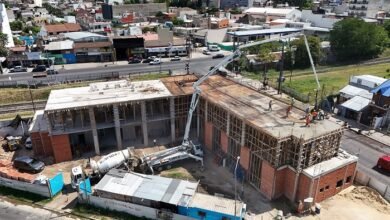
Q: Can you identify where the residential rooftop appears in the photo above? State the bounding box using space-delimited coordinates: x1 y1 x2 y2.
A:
227 28 301 37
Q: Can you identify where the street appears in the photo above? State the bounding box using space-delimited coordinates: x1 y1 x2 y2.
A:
0 57 222 83
341 130 390 186
0 199 74 220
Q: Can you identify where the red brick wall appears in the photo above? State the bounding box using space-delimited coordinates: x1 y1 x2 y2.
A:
31 132 53 158
313 162 357 203
273 167 286 199
204 121 213 150
284 167 297 201
296 174 313 202
220 131 228 154
240 146 250 170
51 134 72 163
260 160 275 200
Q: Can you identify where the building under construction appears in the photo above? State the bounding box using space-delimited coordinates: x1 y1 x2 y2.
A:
29 74 357 203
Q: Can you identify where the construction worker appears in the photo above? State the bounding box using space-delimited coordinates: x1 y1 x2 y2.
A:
286 106 292 117
268 100 273 111
291 97 295 107
305 114 311 127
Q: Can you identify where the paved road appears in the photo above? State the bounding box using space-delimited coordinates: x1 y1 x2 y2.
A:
0 199 74 220
0 58 221 82
341 130 390 186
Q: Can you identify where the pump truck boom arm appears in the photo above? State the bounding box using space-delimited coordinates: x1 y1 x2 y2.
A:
181 32 303 148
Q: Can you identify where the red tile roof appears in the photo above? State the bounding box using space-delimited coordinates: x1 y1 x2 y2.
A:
44 23 82 33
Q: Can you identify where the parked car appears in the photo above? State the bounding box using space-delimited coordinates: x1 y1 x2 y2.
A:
149 59 162 65
32 65 47 72
212 53 225 59
202 50 211 55
46 69 58 75
208 45 220 51
10 66 27 73
170 56 181 61
13 156 45 173
25 137 32 149
142 56 156 63
128 57 142 64
377 155 390 172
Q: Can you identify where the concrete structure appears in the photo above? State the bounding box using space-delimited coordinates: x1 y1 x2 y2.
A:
30 75 356 203
243 7 302 24
112 3 167 17
0 3 15 48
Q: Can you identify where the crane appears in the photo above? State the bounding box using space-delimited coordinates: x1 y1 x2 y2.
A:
180 31 319 151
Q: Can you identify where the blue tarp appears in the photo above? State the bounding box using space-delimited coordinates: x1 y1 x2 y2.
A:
79 178 92 195
371 80 390 97
18 36 36 46
48 172 64 197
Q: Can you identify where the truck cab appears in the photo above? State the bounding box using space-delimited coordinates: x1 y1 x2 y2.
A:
190 141 204 157
71 166 85 189
377 155 390 172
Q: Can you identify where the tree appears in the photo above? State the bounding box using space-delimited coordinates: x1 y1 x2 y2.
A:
0 33 9 57
384 19 390 38
142 27 152 33
172 17 184 26
272 0 312 9
155 11 164 17
330 18 388 61
13 37 24 46
43 3 64 17
10 21 23 31
293 36 321 68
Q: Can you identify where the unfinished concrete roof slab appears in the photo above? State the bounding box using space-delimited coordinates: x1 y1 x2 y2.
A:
45 80 172 112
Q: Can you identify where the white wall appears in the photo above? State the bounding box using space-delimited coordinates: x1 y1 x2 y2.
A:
0 3 15 48
86 195 193 220
0 176 51 197
355 171 390 202
301 10 341 29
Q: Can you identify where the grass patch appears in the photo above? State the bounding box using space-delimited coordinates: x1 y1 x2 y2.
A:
0 111 34 121
288 62 390 95
73 203 146 220
0 185 52 205
0 73 171 105
160 168 195 181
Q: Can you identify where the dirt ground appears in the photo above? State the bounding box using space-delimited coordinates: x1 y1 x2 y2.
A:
158 150 390 220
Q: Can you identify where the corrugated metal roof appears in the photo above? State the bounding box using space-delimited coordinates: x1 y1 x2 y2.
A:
227 28 301 37
189 193 245 216
339 85 372 99
94 169 198 205
341 96 371 112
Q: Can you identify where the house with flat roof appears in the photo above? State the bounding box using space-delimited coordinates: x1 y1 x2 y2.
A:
29 74 355 203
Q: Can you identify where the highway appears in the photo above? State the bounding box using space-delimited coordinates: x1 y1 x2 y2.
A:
0 58 221 83
341 130 390 186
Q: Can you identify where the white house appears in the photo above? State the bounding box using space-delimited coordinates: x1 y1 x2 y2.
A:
244 7 302 22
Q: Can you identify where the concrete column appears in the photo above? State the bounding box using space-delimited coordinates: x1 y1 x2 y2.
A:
274 142 281 167
226 113 231 136
88 107 100 155
113 104 122 150
170 98 176 143
141 101 148 146
197 107 200 139
205 101 208 122
241 123 246 146
44 113 53 135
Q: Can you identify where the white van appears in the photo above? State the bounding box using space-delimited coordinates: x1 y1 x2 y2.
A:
208 45 220 52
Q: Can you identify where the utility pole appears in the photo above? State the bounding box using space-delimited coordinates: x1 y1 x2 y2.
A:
277 41 285 95
234 156 241 218
28 85 36 114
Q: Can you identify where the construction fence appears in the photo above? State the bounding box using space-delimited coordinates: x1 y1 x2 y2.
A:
354 170 390 202
0 172 64 198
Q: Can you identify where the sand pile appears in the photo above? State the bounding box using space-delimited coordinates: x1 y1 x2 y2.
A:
342 186 390 214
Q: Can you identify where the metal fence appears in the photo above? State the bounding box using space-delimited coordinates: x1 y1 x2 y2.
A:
0 70 172 88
